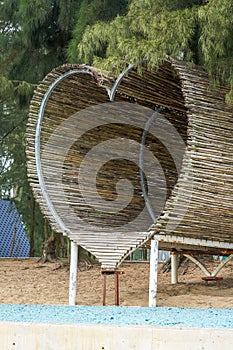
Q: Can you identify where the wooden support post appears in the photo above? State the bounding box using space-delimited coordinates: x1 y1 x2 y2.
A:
103 274 107 306
69 241 78 306
171 252 178 284
114 272 119 306
149 239 159 307
212 254 233 277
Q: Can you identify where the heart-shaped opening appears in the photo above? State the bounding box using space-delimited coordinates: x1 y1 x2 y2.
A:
27 61 189 269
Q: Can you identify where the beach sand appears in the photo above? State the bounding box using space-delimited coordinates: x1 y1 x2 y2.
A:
0 257 232 308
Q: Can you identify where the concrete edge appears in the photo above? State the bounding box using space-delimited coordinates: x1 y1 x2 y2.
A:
0 321 233 350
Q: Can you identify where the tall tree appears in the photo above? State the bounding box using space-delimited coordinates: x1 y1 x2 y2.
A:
67 0 130 62
0 0 80 255
75 0 233 102
198 0 233 102
1 0 80 84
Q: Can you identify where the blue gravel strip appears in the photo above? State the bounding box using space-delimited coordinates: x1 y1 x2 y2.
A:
0 305 233 328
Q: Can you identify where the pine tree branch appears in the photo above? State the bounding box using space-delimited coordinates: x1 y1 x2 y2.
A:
0 116 27 145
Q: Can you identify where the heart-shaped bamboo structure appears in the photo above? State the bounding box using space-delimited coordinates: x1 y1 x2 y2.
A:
26 59 233 270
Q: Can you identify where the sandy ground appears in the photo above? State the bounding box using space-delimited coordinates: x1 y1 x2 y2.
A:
0 257 233 308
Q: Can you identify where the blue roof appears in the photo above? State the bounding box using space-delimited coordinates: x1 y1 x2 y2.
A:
0 200 30 257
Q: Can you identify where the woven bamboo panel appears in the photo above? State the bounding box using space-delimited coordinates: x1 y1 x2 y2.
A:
26 59 233 269
149 60 233 245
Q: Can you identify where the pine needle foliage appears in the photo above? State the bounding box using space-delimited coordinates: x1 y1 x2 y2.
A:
67 0 130 63
75 0 233 102
0 0 80 255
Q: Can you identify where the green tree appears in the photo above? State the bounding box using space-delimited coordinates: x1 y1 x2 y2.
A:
1 0 80 84
67 0 130 62
198 0 233 102
75 0 233 102
0 0 80 255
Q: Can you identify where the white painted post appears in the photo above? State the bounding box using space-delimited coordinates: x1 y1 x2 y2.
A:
171 252 178 284
69 241 78 306
149 239 159 307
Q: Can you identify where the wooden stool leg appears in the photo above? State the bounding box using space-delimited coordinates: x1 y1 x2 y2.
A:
103 274 107 306
216 278 221 288
114 273 119 306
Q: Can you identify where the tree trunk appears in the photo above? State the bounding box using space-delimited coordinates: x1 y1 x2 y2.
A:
161 255 187 273
39 236 58 263
44 218 49 241
29 189 35 257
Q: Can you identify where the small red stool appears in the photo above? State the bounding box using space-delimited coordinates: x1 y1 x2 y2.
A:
102 270 124 306
202 276 223 288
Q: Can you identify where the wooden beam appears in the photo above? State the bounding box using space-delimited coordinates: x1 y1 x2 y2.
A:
171 249 233 256
152 234 233 251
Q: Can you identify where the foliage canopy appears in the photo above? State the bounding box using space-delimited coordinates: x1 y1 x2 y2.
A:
75 0 233 102
0 0 81 255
